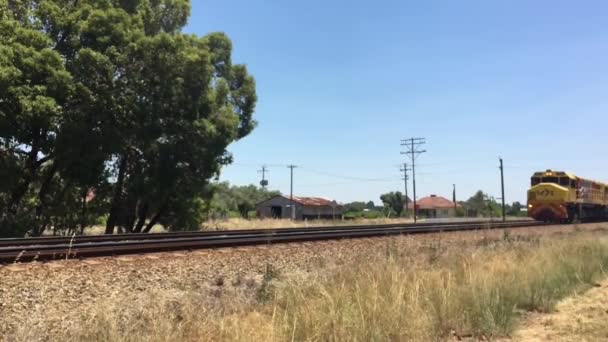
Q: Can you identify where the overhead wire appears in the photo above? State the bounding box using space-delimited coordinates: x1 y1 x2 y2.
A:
298 167 400 182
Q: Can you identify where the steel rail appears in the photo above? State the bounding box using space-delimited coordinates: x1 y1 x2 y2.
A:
0 220 541 263
0 219 534 248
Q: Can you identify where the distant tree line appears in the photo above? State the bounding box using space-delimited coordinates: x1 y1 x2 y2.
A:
0 1 256 237
342 192 409 219
205 183 280 220
457 190 525 218
342 190 526 219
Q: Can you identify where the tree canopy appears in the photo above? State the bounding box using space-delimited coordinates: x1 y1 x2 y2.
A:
460 190 525 218
380 191 405 217
0 0 257 236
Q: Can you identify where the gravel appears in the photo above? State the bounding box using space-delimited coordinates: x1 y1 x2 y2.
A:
0 223 605 339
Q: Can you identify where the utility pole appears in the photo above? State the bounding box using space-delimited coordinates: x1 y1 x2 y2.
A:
499 157 506 222
287 164 297 220
401 138 426 222
452 184 457 215
258 165 269 189
400 163 411 215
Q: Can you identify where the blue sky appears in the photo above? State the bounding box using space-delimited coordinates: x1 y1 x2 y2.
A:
184 0 608 204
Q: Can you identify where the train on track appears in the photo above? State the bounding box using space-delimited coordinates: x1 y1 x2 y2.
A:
527 170 608 223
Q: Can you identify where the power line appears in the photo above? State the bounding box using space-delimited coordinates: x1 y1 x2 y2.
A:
401 137 426 223
232 162 286 168
298 167 398 182
296 178 402 188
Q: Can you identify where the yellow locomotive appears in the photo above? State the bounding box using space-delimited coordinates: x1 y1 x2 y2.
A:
527 170 608 223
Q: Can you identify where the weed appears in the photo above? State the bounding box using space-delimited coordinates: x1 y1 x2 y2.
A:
427 240 442 264
503 229 512 242
311 255 327 269
257 263 279 303
231 275 243 287
384 238 399 259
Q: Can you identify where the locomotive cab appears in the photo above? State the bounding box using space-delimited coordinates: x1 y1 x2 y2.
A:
527 170 576 223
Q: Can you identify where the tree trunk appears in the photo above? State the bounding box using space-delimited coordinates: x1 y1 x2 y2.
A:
123 190 138 233
35 162 59 225
79 188 87 235
105 154 128 235
133 201 149 233
143 201 168 233
5 138 47 214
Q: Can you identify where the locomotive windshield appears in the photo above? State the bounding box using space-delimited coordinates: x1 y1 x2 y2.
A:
531 176 574 188
542 177 558 184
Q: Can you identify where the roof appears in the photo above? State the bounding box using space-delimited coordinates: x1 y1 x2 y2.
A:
259 195 342 207
415 195 455 209
532 170 608 188
291 196 341 206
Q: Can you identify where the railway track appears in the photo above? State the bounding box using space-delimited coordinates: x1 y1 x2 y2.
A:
0 219 540 263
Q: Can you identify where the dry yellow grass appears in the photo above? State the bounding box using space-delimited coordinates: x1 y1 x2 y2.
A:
77 218 417 235
83 224 167 235
19 230 608 342
202 217 417 230
81 216 528 234
268 236 608 341
512 278 608 341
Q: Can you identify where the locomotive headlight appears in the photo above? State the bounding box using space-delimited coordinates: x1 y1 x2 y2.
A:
528 204 533 208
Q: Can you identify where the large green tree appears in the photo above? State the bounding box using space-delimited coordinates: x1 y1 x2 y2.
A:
0 0 256 236
380 191 405 217
463 190 501 217
343 201 367 213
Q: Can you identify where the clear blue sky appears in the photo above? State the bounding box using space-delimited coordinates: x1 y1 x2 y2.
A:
184 0 608 205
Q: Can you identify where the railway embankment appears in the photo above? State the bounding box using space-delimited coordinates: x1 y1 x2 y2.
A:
1 223 607 341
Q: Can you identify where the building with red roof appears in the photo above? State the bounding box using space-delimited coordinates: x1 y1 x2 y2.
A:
415 194 456 218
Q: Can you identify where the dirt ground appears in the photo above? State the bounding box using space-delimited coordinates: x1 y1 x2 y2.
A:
511 278 608 341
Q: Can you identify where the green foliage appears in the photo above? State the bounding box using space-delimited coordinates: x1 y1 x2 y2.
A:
365 201 376 210
0 1 256 236
343 201 366 213
380 191 405 217
205 182 280 220
343 201 382 219
507 201 525 216
461 190 501 218
459 191 524 218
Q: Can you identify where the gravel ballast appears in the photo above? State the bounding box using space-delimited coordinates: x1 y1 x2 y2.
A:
0 223 606 339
